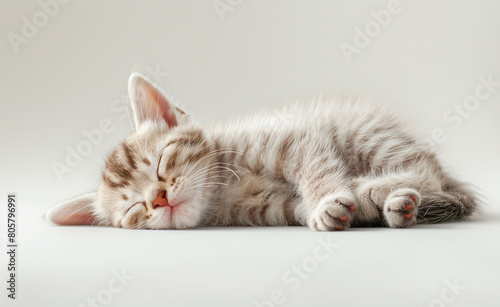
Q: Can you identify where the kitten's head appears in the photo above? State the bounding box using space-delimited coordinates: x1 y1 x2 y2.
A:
47 73 220 229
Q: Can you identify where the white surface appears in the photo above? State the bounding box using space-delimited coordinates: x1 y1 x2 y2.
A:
1 1 499 306
9 213 500 307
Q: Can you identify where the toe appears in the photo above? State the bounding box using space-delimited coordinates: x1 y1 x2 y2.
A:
405 204 414 210
409 194 417 204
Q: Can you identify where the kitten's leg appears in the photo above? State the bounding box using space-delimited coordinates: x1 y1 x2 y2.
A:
282 146 357 231
353 173 439 228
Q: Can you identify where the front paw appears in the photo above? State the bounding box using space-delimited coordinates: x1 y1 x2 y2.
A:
309 194 356 231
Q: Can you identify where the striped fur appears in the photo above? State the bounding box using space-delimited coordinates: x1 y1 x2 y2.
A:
46 73 479 230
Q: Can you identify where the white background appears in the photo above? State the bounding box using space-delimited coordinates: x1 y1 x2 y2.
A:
1 1 499 306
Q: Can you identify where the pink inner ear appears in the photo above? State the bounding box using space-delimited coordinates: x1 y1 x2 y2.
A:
153 93 178 128
140 80 178 128
54 210 97 226
47 192 100 226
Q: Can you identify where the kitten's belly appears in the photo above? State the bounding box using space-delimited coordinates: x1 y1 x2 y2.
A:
209 174 301 227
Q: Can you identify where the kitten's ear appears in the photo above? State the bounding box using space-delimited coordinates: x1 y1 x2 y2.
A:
128 72 187 130
46 192 104 226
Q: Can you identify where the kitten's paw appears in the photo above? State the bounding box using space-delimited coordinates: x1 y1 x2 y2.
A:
309 194 356 231
383 188 420 228
357 181 390 209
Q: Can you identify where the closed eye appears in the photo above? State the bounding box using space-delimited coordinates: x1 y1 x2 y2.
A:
157 152 166 182
125 202 145 215
157 143 178 181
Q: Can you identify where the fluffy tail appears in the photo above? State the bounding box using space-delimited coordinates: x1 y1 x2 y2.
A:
417 177 479 224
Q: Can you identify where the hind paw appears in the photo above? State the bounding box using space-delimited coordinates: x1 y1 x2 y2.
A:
383 188 420 228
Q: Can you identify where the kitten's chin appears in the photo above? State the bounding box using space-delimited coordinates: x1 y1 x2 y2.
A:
161 204 200 230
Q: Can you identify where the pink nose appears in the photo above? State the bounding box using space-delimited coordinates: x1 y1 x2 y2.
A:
153 190 170 208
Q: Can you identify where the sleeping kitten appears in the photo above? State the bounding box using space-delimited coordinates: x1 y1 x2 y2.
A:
46 73 478 230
